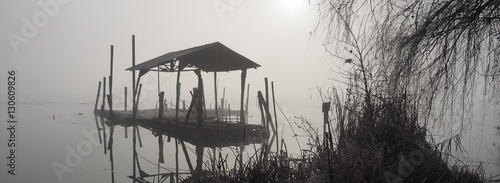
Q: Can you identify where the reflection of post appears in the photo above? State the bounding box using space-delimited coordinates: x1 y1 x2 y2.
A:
108 125 115 183
180 141 194 172
175 69 181 124
195 145 204 177
94 114 102 144
102 117 107 155
175 139 179 183
239 126 244 170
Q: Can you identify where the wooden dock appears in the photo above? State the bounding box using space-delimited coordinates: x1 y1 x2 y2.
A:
93 38 277 182
95 108 269 148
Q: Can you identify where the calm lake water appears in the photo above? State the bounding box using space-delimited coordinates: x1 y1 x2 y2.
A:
0 100 498 182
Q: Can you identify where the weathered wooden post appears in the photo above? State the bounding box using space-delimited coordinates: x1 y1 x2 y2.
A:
158 92 165 165
124 86 128 138
175 68 181 124
240 69 247 124
214 72 218 121
136 84 143 148
322 102 333 182
94 81 101 111
102 77 106 112
195 69 204 124
131 34 137 183
174 68 182 183
124 87 127 111
323 102 330 146
109 45 114 119
245 84 250 123
272 81 278 153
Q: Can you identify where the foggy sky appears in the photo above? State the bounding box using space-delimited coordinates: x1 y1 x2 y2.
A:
1 0 338 107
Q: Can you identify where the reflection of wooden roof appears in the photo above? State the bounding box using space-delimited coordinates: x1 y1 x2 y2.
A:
126 42 260 72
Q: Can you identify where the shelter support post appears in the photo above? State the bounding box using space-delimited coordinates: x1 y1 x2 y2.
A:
240 69 247 124
194 69 204 124
214 72 218 121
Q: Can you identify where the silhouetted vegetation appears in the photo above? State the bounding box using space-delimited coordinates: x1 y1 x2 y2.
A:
180 0 500 182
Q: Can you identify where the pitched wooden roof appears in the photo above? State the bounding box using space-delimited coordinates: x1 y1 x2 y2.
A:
126 42 260 72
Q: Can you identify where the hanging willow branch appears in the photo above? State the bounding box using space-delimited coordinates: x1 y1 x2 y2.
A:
313 0 500 124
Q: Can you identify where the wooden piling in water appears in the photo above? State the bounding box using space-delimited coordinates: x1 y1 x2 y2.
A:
107 94 113 119
184 89 198 126
175 69 181 183
245 84 250 123
175 69 181 125
136 84 143 148
264 78 269 128
322 102 333 182
257 91 265 127
159 92 165 122
131 35 137 183
240 69 247 124
123 88 127 144
214 72 218 121
124 87 127 111
102 77 106 112
109 45 114 119
94 81 101 111
222 87 225 110
158 92 165 164
195 70 204 124
323 102 329 145
272 81 278 153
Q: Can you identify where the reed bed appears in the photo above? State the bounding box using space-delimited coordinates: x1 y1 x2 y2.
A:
180 83 484 182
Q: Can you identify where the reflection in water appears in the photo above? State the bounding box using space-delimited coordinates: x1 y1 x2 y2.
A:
94 106 270 182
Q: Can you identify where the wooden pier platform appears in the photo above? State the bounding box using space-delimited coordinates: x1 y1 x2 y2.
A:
95 109 269 148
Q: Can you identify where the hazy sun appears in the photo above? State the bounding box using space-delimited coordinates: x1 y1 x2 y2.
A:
282 0 304 9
